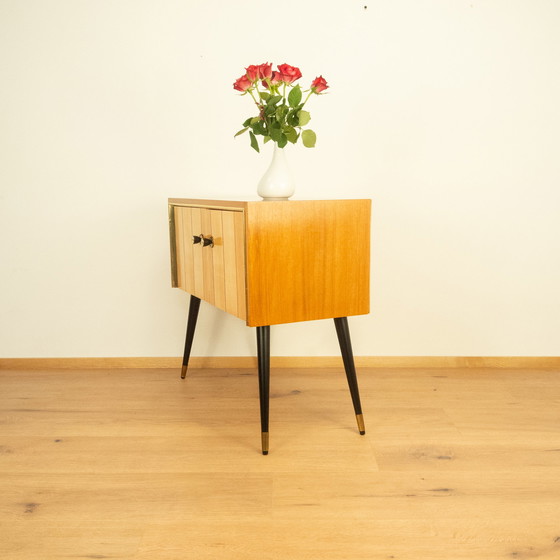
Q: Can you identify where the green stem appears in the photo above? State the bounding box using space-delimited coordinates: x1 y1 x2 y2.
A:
247 88 260 109
301 90 313 108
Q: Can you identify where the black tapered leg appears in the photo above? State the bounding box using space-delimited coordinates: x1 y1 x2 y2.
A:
181 295 201 379
334 317 366 435
256 326 271 455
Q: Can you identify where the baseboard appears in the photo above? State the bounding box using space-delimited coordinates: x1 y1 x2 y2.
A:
1 356 559 370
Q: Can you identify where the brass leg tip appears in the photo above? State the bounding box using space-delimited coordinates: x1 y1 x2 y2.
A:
261 432 269 455
356 413 366 435
180 365 188 379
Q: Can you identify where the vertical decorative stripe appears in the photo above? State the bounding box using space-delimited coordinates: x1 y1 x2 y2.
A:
211 210 226 311
174 207 184 289
200 209 215 305
191 208 204 298
182 207 195 294
222 210 238 317
234 211 247 320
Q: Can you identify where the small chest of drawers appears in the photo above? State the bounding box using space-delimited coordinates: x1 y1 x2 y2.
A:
168 198 371 454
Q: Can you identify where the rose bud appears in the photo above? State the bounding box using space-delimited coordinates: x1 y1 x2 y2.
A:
311 75 329 93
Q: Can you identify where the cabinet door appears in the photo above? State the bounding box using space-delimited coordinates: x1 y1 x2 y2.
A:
174 206 246 320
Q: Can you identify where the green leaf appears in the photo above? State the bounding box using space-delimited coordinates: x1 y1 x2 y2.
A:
269 122 282 143
268 95 283 105
284 126 298 144
264 104 276 116
298 110 311 127
263 136 271 144
287 110 299 127
234 127 249 137
276 105 289 123
288 86 302 107
249 131 260 152
243 117 253 127
277 134 288 149
302 129 316 148
252 120 266 135
259 91 271 101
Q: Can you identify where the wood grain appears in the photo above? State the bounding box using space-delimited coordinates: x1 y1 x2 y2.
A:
200 209 215 305
221 210 238 317
173 206 183 288
2 356 560 370
168 203 179 287
168 198 246 211
245 199 370 326
234 210 247 320
174 206 194 293
190 207 204 299
1 366 560 559
210 210 226 311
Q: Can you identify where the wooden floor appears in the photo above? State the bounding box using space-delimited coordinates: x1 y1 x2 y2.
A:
1 366 560 559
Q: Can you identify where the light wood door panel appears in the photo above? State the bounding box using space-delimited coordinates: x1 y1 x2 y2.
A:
173 205 247 320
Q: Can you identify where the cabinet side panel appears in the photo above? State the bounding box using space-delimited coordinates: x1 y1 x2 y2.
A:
173 206 184 289
211 210 226 311
246 200 370 326
169 205 179 287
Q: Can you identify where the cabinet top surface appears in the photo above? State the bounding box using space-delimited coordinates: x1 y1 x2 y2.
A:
168 197 371 209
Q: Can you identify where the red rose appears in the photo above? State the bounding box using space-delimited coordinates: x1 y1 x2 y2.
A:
245 65 260 82
311 75 329 93
233 74 252 92
277 63 302 84
258 62 272 80
262 70 282 89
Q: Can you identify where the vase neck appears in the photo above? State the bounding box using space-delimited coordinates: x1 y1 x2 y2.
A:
273 143 286 158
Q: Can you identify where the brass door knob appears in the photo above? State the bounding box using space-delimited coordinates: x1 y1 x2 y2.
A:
201 235 214 248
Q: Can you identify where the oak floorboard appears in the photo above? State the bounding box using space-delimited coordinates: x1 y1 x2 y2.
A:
1 366 560 559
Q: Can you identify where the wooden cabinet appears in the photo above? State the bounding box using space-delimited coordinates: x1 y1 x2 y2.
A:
169 198 371 326
168 198 371 454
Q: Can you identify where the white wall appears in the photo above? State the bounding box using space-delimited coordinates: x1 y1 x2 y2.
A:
1 0 559 358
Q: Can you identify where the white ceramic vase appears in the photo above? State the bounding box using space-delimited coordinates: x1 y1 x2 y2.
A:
257 143 295 201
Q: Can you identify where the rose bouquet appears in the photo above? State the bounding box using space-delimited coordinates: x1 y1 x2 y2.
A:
233 62 328 152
